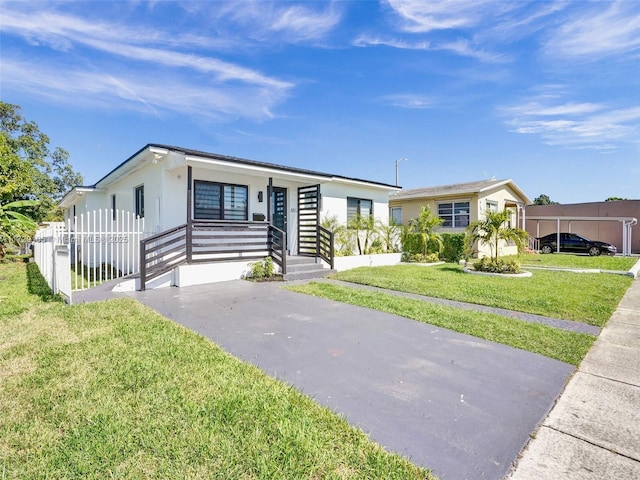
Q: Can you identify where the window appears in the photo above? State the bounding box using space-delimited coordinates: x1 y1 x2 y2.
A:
135 185 144 218
390 207 402 224
111 194 116 220
486 200 498 213
347 197 373 222
438 201 469 228
194 181 248 220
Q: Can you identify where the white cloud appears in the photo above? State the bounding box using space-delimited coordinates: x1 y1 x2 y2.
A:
501 95 640 150
381 94 434 109
0 58 286 121
385 0 502 33
0 3 294 121
545 1 640 59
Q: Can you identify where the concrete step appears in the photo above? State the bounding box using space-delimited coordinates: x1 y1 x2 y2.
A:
286 255 320 266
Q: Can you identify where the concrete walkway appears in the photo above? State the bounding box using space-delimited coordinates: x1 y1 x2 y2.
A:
506 277 640 479
317 279 601 335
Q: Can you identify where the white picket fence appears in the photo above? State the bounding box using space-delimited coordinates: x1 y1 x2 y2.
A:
33 210 146 300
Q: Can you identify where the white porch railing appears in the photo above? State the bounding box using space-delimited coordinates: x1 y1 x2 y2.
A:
33 210 146 299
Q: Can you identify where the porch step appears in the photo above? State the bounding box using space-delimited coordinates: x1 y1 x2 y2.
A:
283 256 335 281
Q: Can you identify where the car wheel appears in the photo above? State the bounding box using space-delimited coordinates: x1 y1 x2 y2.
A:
588 246 601 256
541 245 553 254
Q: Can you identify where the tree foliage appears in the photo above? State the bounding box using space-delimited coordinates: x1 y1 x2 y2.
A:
465 209 529 261
0 101 83 222
402 205 444 258
0 199 39 259
605 197 629 202
532 194 559 205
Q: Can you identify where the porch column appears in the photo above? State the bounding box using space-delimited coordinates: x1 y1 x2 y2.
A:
267 177 273 223
186 165 193 263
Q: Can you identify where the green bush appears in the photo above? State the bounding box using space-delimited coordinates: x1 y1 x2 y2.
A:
473 257 522 274
245 256 276 280
402 252 440 263
440 233 466 262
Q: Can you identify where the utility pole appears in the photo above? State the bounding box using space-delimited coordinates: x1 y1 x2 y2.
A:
395 158 407 186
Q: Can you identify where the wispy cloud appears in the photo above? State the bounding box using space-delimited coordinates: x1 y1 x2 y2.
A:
0 3 293 120
501 93 640 150
380 94 434 109
544 1 640 59
191 0 342 43
2 58 287 120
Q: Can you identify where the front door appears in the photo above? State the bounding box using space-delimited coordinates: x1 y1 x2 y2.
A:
272 187 288 249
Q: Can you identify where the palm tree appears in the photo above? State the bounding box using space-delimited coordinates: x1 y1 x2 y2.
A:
404 205 444 257
465 209 528 261
348 213 377 255
0 199 39 260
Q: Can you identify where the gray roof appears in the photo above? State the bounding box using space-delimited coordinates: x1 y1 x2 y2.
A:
391 178 529 202
92 143 400 190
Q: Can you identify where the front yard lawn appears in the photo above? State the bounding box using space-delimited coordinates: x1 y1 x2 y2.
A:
0 262 433 480
287 282 595 366
331 264 632 327
517 252 638 271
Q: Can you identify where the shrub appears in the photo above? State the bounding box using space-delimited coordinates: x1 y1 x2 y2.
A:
245 256 276 280
473 257 522 274
402 252 440 263
440 233 466 263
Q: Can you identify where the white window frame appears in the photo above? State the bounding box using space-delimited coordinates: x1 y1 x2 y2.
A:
437 201 470 228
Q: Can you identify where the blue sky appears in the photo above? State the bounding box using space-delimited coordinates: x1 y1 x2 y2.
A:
1 0 639 204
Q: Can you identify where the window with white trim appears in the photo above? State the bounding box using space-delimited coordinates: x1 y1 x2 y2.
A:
486 200 498 213
347 197 373 222
390 207 402 224
438 201 470 228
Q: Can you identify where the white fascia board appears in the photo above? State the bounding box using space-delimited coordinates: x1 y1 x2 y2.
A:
330 176 401 192
96 149 151 188
58 187 96 208
479 179 531 205
185 155 330 183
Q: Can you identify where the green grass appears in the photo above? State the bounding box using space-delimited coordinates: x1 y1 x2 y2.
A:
517 252 639 271
332 264 632 327
287 282 595 366
0 262 434 480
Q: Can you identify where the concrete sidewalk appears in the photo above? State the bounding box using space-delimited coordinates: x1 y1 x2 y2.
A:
506 277 640 479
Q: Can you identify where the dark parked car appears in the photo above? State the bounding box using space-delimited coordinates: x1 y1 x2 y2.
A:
537 232 617 256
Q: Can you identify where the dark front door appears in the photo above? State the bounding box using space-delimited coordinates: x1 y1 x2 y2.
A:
272 187 287 248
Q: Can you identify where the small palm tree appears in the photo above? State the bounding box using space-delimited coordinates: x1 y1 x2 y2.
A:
465 209 528 261
0 199 39 260
348 213 377 255
404 205 444 257
377 218 402 253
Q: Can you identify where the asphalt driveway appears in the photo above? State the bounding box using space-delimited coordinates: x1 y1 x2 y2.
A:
124 280 573 480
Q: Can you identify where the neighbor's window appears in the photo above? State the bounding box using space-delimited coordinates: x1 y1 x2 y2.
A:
390 207 402 224
194 181 248 220
438 201 469 228
347 197 373 222
135 185 144 218
486 200 498 213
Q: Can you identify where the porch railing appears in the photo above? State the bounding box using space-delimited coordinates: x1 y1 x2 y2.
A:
139 220 287 290
317 225 335 269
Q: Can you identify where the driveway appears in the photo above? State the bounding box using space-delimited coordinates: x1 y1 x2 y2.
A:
124 280 573 480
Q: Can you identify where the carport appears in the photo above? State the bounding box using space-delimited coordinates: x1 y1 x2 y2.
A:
527 215 637 256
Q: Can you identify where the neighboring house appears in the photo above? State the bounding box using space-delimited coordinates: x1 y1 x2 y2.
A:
389 179 531 258
59 144 399 288
526 200 639 255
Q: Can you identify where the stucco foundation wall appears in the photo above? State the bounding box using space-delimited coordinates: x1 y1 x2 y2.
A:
526 201 640 254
